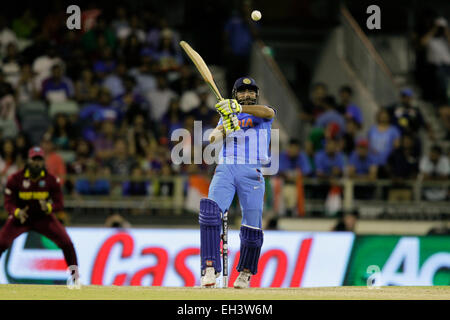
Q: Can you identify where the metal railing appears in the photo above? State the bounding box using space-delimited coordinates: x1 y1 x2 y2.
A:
1 174 448 222
340 6 398 107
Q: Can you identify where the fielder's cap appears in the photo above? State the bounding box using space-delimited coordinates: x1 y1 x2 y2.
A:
28 146 45 159
233 77 259 92
400 88 413 97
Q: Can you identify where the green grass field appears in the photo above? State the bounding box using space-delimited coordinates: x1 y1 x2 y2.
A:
0 284 449 300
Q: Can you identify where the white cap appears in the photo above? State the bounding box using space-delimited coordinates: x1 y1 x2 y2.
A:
435 17 448 27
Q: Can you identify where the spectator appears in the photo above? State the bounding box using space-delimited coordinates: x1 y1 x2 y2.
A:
14 132 30 165
279 138 312 216
0 16 17 56
74 159 110 195
367 109 401 169
386 88 434 142
0 70 18 138
2 42 22 87
420 145 449 201
41 137 66 185
75 68 98 104
146 74 178 122
279 138 312 177
102 61 127 99
15 64 38 104
171 64 196 95
79 88 120 141
81 17 116 53
427 220 450 235
92 120 117 162
314 138 345 179
347 139 378 180
315 95 346 137
42 64 75 103
300 82 327 123
386 135 420 202
105 138 138 176
127 113 157 159
129 55 157 96
68 139 93 176
223 3 258 92
111 7 129 38
155 28 183 72
347 139 377 200
47 113 77 151
118 76 150 123
104 212 131 228
337 85 363 127
122 165 149 196
419 16 450 105
180 77 206 113
187 86 218 130
0 138 18 189
387 134 420 180
122 34 143 68
333 210 358 232
32 45 64 93
117 14 146 43
340 118 360 156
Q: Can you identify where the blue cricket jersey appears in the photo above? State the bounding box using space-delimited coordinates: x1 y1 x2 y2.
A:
217 106 275 165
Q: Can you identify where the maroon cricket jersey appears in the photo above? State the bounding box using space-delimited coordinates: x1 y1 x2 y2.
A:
4 168 64 220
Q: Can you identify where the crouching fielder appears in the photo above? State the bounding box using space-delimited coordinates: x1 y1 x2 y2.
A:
200 77 276 288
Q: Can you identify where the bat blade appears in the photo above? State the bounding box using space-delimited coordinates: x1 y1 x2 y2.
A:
179 40 223 101
180 40 240 132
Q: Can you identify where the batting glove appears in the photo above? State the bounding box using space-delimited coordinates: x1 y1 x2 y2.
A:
215 99 242 117
222 114 240 134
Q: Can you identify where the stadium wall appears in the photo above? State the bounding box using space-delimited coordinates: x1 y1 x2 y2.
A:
0 228 448 287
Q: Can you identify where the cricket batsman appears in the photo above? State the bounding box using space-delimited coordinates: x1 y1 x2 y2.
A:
0 147 79 282
200 77 276 288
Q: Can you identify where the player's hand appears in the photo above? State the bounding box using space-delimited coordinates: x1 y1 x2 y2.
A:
39 200 52 214
215 99 242 117
15 206 29 224
222 114 240 134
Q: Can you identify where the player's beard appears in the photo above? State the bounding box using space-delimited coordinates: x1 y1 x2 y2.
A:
237 97 257 105
29 165 43 178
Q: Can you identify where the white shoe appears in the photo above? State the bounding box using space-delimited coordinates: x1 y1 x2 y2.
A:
233 270 252 289
201 267 217 288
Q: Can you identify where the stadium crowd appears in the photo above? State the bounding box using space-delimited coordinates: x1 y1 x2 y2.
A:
0 4 448 223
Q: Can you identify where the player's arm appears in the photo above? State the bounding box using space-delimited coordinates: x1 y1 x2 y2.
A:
4 175 20 217
4 175 29 222
208 124 225 144
41 176 64 214
241 105 275 119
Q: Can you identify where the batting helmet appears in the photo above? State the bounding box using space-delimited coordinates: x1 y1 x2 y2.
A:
232 77 259 105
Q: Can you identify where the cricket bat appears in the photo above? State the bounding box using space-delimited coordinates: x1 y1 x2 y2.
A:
179 40 240 132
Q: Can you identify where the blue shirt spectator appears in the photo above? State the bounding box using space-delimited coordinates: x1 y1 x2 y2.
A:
338 85 362 126
347 139 378 178
314 139 345 177
224 14 254 56
315 95 346 136
42 64 74 103
367 109 401 166
348 151 377 175
79 88 120 141
279 150 312 177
